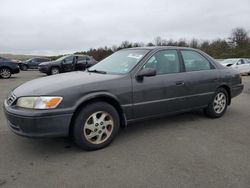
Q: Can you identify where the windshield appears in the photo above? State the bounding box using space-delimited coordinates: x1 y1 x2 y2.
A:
56 55 69 61
88 49 149 74
25 58 33 62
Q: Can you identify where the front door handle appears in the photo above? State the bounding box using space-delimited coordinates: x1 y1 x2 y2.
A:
176 81 184 86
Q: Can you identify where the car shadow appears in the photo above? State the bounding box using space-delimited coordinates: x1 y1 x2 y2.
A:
11 110 207 154
0 76 19 80
118 110 205 138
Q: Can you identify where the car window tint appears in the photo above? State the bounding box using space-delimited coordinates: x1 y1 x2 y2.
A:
64 56 74 64
31 58 36 62
78 56 85 61
40 58 46 62
245 60 250 64
181 50 212 72
143 50 180 75
240 60 245 65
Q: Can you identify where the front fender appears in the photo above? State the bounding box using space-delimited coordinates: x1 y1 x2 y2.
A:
73 91 121 110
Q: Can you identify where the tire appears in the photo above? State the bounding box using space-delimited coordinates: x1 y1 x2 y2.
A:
50 67 60 75
204 88 228 118
21 65 28 71
73 102 120 151
0 68 11 79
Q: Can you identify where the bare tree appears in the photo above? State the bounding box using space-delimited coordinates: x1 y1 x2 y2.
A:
229 27 250 48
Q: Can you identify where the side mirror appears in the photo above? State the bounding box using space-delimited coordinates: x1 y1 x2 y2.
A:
136 68 156 80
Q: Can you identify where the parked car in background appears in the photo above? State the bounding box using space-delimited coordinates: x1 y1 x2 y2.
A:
19 57 50 71
0 56 20 79
4 47 243 150
38 54 97 75
220 58 250 75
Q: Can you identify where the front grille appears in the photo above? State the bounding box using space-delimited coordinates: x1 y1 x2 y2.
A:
7 93 17 106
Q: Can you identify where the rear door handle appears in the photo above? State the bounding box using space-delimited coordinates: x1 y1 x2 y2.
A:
176 81 184 86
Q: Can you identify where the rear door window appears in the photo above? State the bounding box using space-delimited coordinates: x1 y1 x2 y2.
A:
181 50 213 72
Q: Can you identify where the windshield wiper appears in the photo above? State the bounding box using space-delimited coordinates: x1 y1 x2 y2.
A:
87 69 107 74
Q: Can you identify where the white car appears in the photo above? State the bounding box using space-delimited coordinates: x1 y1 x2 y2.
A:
220 58 250 75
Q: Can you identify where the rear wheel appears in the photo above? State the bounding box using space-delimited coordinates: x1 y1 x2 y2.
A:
73 102 120 150
0 68 11 79
21 64 28 71
50 67 60 75
204 88 228 118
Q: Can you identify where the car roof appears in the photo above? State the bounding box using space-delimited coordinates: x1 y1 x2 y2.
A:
124 46 199 51
223 58 241 60
63 54 89 57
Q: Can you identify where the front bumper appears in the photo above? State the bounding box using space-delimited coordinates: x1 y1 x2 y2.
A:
38 66 50 74
12 67 20 74
4 101 73 138
231 84 244 98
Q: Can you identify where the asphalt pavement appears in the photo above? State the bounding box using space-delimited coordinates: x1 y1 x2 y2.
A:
0 71 250 188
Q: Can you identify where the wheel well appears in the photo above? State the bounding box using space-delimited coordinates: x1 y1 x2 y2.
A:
50 66 61 72
68 96 126 136
218 85 231 105
0 66 10 70
0 66 11 74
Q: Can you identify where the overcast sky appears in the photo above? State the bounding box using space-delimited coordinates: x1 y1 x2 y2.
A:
0 0 249 55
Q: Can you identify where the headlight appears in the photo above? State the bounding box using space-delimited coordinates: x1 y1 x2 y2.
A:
16 96 63 109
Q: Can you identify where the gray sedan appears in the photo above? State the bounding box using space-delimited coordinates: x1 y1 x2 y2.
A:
4 47 243 150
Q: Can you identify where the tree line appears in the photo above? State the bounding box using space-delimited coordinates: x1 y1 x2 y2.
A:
50 27 250 61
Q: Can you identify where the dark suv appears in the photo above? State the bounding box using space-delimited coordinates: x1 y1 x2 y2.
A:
20 57 50 71
38 55 97 75
0 56 20 79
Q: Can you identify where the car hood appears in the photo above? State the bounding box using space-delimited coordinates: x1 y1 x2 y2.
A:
13 71 123 97
39 61 59 66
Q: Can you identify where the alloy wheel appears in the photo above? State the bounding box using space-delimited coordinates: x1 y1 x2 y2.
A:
83 111 114 144
51 67 59 75
213 92 226 114
0 68 11 78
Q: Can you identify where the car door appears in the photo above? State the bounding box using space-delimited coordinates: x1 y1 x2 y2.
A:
132 49 189 119
235 59 246 73
244 59 250 73
33 58 42 69
61 56 74 72
29 58 37 69
75 56 87 70
179 50 220 108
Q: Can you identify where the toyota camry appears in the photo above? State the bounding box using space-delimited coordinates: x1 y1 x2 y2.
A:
4 47 243 150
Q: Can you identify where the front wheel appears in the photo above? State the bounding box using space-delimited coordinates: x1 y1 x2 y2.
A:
50 67 60 75
21 64 28 71
73 102 120 150
204 88 228 118
0 68 11 79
